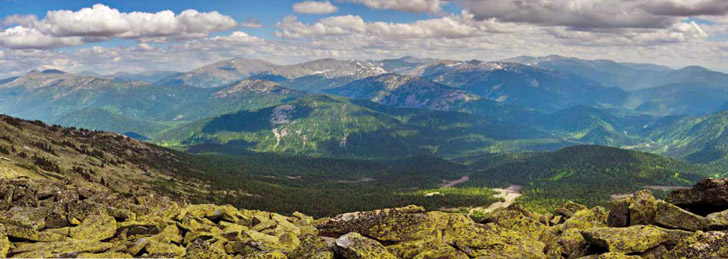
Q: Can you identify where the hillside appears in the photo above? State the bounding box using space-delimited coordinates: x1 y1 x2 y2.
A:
154 95 551 158
157 58 278 88
325 73 479 111
466 145 711 211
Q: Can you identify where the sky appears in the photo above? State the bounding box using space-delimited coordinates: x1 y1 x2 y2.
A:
0 0 727 77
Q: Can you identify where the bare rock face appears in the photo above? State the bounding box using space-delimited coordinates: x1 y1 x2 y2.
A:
667 178 728 215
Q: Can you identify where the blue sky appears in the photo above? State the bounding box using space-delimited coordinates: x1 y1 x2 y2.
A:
0 0 727 76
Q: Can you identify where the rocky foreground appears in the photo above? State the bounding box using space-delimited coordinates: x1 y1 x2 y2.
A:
0 178 727 258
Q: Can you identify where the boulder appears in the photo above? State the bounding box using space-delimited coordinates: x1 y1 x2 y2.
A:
545 228 590 259
663 231 728 258
581 225 690 254
386 238 460 259
290 234 334 259
483 204 550 242
628 190 658 225
667 178 728 215
183 239 231 259
0 225 8 258
556 201 588 218
318 205 449 242
9 239 114 258
561 207 609 231
5 224 66 242
444 218 546 258
607 198 630 227
240 251 288 259
69 211 116 241
77 252 134 258
653 200 708 231
707 209 728 229
334 232 397 259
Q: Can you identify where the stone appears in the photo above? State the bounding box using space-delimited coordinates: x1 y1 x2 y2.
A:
334 232 397 259
240 251 288 259
5 224 66 242
663 230 728 258
581 225 690 254
318 205 449 242
9 239 114 258
653 200 708 231
706 209 728 229
607 198 630 227
70 211 116 241
556 201 588 218
628 190 658 225
545 228 590 259
561 207 609 231
77 252 134 258
0 225 8 258
483 204 550 242
444 218 546 259
290 234 334 259
667 178 728 215
145 239 186 257
184 239 231 259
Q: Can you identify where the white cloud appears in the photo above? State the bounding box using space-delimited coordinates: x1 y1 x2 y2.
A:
0 4 238 49
276 15 366 38
0 26 83 49
341 0 445 14
276 14 488 39
293 1 339 14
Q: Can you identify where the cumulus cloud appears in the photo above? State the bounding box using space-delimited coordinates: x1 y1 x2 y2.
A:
0 4 238 49
293 1 339 14
341 0 445 14
0 26 83 49
276 14 489 39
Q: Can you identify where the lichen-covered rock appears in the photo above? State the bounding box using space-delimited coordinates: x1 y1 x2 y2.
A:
595 252 641 259
70 211 116 241
556 201 588 218
318 206 449 242
290 234 334 259
483 203 550 242
412 247 468 259
183 239 231 259
9 239 114 258
607 198 630 227
5 224 66 241
334 232 397 259
653 200 708 231
241 251 288 259
386 238 456 259
0 225 8 258
706 209 728 229
445 220 546 258
77 252 134 258
546 228 590 259
629 190 658 225
561 207 609 231
667 178 728 215
145 239 186 257
581 225 690 254
663 231 728 258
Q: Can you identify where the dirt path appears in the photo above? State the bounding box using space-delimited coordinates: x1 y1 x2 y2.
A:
462 184 522 215
441 176 469 188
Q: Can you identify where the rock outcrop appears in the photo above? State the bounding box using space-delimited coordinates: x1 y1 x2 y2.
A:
2 177 728 258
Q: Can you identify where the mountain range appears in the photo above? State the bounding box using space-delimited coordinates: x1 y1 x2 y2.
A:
2 55 728 167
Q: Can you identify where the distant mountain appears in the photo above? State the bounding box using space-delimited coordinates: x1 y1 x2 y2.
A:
0 71 306 133
642 110 728 170
630 83 728 116
505 55 728 91
259 59 387 92
157 58 277 88
420 61 628 111
48 108 171 137
154 95 555 158
325 73 479 111
370 56 444 75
